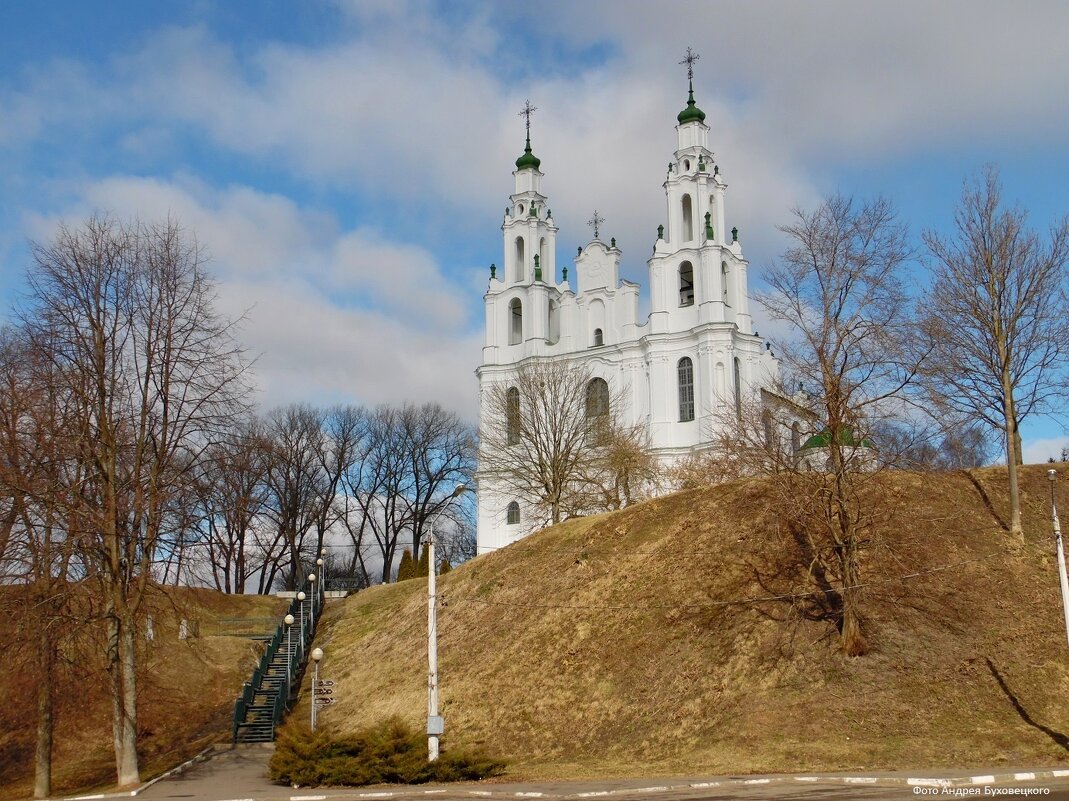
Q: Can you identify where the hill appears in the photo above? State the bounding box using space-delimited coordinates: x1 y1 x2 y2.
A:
0 586 286 799
303 465 1069 778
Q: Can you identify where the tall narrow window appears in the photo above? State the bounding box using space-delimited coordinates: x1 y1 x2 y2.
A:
514 236 525 282
733 357 742 419
791 422 801 452
722 261 729 303
585 378 609 418
506 387 520 445
678 357 694 422
682 194 694 242
509 298 523 345
539 237 548 278
506 501 520 525
679 261 694 306
593 328 603 346
547 299 560 344
762 409 774 448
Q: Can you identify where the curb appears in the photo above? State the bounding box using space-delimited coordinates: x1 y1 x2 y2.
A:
49 764 1069 801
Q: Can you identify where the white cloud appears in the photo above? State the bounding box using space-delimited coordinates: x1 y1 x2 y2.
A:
27 175 482 417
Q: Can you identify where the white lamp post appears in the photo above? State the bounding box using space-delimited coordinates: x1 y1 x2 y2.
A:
1048 469 1069 651
284 613 295 692
317 557 325 593
297 591 306 653
308 573 317 626
311 647 324 731
427 483 467 762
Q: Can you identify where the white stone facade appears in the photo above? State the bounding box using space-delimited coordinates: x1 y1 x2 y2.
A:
476 90 780 553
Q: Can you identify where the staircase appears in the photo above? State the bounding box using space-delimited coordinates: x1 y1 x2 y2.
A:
232 579 323 743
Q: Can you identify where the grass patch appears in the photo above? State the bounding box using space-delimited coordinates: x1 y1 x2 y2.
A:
269 718 505 786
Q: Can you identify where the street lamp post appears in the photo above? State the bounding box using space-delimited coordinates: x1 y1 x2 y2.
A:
427 483 467 762
311 647 324 731
317 557 325 595
284 613 295 694
309 573 317 627
297 591 306 653
1048 469 1069 651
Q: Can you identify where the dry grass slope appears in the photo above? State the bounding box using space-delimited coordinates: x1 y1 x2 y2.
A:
307 465 1069 779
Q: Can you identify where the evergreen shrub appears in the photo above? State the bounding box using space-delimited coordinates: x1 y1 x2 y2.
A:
268 718 505 786
396 550 414 582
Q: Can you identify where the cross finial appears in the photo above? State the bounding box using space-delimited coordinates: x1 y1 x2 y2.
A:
679 47 700 82
587 210 606 240
519 99 537 140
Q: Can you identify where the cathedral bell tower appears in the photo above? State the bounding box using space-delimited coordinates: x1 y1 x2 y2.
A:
647 48 752 337
482 100 560 363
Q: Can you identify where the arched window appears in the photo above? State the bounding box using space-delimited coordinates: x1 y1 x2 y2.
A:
733 357 742 419
679 261 694 306
762 408 774 448
514 236 525 282
682 194 694 242
683 159 691 171
585 378 609 419
678 357 694 422
593 328 603 346
722 261 729 302
547 299 560 345
509 298 523 345
791 422 801 452
506 387 520 445
539 237 548 278
506 501 520 525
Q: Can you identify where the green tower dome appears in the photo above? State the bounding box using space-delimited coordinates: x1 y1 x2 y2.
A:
677 83 706 125
515 137 541 171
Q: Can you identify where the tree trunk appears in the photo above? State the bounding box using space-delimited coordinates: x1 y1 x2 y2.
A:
1004 380 1024 537
839 544 868 657
33 621 54 799
117 617 140 786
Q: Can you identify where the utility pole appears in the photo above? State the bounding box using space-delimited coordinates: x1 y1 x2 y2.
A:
427 483 467 762
1049 469 1069 651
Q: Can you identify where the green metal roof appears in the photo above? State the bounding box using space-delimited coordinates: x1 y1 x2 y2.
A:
798 427 875 451
515 137 541 171
677 83 706 125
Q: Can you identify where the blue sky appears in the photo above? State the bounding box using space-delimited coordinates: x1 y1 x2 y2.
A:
2 0 1068 461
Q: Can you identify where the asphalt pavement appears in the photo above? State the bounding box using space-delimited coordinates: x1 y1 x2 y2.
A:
116 746 1069 801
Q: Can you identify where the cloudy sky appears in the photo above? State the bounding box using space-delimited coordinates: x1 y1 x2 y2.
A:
2 0 1068 461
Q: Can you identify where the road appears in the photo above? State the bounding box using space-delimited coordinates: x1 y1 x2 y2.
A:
130 747 1069 801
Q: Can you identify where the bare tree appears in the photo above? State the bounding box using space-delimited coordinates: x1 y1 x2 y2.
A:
750 195 922 657
479 360 653 529
188 417 271 593
922 168 1069 536
20 215 247 786
262 404 327 590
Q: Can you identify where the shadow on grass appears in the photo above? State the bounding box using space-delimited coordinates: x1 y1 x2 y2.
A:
986 658 1069 751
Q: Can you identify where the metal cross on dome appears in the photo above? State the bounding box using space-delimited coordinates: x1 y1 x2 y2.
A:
680 47 700 81
587 210 606 240
519 99 537 135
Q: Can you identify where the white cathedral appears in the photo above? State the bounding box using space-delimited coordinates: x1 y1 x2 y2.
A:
475 66 781 553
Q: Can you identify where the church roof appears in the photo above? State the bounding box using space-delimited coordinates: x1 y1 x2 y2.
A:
515 138 541 171
799 427 875 451
677 84 706 125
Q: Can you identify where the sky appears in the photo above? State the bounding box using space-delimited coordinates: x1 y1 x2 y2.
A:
1 0 1068 462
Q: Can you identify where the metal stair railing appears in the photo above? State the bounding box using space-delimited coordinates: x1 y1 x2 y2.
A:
231 576 324 742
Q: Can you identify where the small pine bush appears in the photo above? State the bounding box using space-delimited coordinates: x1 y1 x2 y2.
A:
395 550 414 582
438 558 452 574
415 545 430 578
269 718 505 787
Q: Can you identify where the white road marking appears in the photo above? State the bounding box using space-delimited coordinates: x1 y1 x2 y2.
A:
844 777 878 784
1014 772 1037 781
742 779 771 785
970 776 995 784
